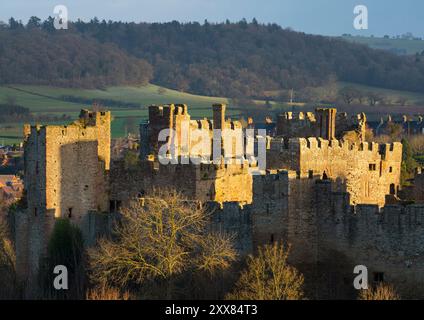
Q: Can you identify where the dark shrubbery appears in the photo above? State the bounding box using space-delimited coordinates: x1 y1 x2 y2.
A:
38 219 86 299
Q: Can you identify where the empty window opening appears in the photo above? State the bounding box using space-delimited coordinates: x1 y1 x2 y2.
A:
270 234 275 244
369 164 377 171
109 200 116 212
68 208 73 218
390 184 396 195
373 272 384 283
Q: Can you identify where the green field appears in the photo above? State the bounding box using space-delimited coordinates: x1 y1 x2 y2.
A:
2 82 424 145
337 82 424 104
340 35 424 55
0 84 241 145
266 82 424 106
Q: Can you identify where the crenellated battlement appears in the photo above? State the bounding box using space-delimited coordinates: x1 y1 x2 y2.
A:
268 136 402 158
207 200 250 211
354 203 424 226
78 109 111 126
210 198 424 232
280 111 316 122
192 118 213 130
266 136 402 206
174 103 188 115
148 104 175 119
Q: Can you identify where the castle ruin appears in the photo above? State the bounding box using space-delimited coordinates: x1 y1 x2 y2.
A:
15 103 424 299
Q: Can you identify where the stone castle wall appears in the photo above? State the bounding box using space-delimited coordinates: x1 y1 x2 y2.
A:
267 137 402 206
17 110 111 281
277 110 365 141
312 181 424 299
16 105 420 299
110 158 253 205
142 104 245 161
206 172 424 299
24 110 110 220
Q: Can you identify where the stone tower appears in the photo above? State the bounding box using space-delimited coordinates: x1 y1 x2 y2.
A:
213 103 226 130
17 110 111 281
147 104 175 157
316 108 337 140
213 104 226 158
78 109 111 170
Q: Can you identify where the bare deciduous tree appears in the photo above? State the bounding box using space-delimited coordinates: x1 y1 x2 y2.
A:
226 242 304 300
408 135 424 155
367 91 384 106
0 219 16 299
359 283 400 300
38 218 86 299
339 87 359 105
86 285 130 300
88 189 237 299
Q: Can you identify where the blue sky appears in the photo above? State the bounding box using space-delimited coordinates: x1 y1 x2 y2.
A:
1 0 423 37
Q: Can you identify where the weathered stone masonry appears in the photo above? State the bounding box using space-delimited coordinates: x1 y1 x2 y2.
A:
15 104 424 299
17 110 110 279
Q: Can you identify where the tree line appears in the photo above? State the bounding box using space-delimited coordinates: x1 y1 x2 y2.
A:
0 17 153 88
1 17 424 98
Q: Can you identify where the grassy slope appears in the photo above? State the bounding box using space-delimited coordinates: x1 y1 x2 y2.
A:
340 36 424 55
0 84 237 145
1 82 424 145
337 82 424 104
266 82 424 105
